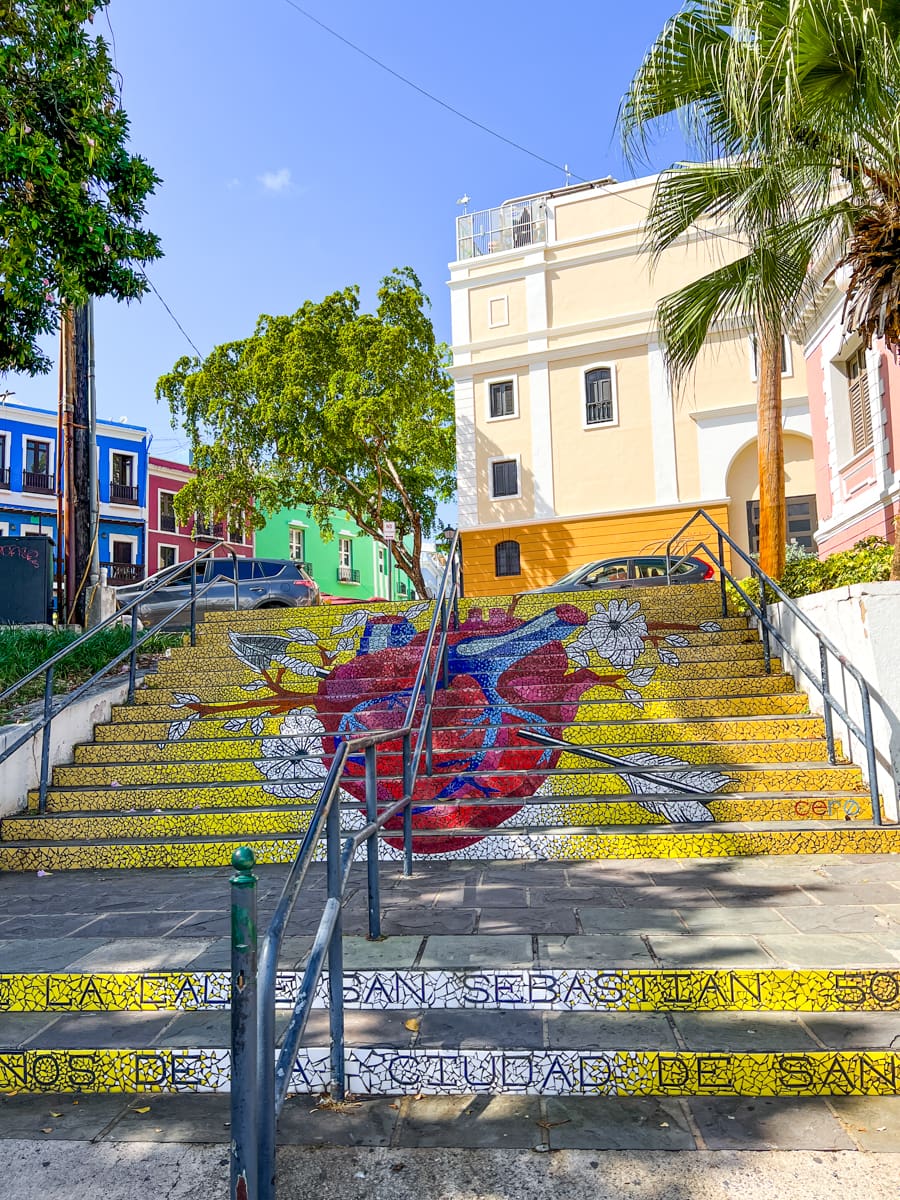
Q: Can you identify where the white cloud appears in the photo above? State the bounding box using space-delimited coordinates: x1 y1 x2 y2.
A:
226 177 241 191
258 167 292 193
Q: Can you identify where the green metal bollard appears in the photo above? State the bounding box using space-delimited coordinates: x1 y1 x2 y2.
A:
230 847 258 1200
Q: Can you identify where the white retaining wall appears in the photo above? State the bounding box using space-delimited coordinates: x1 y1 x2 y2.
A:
769 583 900 823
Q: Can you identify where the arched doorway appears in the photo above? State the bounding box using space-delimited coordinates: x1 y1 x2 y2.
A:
726 433 817 559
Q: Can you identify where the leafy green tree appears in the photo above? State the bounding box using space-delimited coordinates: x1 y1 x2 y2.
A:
1 0 161 374
620 0 900 579
157 268 455 600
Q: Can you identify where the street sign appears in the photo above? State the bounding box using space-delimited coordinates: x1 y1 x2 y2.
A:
382 521 396 540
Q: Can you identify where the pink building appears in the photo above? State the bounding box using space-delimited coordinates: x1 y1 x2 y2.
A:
147 456 253 574
804 281 900 555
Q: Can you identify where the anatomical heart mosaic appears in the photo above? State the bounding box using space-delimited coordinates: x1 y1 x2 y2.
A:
157 592 757 856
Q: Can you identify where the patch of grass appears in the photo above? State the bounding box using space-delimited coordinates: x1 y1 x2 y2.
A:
0 626 183 719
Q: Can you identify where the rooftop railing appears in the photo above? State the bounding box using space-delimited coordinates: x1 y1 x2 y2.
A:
456 198 547 259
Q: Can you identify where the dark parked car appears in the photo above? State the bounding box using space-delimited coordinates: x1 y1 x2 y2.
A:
115 557 320 625
528 555 714 593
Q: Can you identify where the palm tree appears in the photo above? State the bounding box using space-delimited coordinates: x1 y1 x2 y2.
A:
620 1 900 579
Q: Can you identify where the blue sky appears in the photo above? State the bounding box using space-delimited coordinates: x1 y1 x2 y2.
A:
4 0 691 494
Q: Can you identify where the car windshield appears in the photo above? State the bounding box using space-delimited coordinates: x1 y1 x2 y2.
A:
550 562 604 588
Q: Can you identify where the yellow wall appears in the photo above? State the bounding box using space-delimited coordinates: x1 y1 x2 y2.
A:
468 279 529 343
461 502 731 596
726 433 817 556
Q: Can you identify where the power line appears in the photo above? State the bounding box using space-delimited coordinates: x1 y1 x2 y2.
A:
142 274 204 358
276 0 749 253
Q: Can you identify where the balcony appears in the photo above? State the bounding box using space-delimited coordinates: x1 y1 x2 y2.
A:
337 566 360 584
23 470 55 494
103 561 146 586
456 198 547 260
194 520 225 539
0 467 9 489
160 512 177 532
110 481 140 505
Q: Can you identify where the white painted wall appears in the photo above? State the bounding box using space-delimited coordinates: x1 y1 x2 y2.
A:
769 584 900 823
0 678 130 818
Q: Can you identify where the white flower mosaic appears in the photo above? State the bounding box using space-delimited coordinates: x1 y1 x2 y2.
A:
566 599 649 670
255 706 329 799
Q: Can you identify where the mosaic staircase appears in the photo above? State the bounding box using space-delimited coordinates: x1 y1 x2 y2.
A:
1 583 899 1104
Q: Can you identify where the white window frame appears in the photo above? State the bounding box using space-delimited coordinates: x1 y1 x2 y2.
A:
289 527 306 561
582 362 619 430
21 433 55 477
0 431 7 469
0 522 9 536
158 489 178 531
485 375 519 423
749 334 793 381
488 454 521 501
108 448 139 502
338 537 353 570
158 544 178 570
488 295 509 329
108 533 139 564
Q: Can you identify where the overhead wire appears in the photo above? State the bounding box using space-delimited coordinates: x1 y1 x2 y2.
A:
277 0 749 253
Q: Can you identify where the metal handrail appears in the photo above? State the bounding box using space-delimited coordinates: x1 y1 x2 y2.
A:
232 533 462 1200
0 540 239 811
665 508 882 824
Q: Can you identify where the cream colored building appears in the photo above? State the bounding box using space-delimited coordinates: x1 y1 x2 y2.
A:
449 174 816 595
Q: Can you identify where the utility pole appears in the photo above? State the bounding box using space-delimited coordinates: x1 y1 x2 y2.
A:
61 302 94 627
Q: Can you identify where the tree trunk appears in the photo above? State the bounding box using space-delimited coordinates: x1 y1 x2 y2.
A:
756 324 786 580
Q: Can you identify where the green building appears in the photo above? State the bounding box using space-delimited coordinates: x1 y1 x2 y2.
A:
254 505 413 601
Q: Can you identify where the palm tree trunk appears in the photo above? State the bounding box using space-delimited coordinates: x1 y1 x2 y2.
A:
891 515 900 581
757 324 786 580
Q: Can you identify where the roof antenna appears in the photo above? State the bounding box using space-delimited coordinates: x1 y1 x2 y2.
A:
456 193 470 214
563 164 572 187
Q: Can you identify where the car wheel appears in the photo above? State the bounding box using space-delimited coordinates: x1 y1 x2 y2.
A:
257 601 287 608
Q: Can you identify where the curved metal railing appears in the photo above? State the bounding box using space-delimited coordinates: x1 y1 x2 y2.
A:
230 534 462 1200
0 541 239 811
665 508 881 825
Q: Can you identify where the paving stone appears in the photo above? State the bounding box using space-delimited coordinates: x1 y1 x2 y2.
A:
394 1094 541 1148
671 1013 819 1052
537 935 654 967
677 908 795 935
780 906 900 935
99 1094 232 1143
0 1093 130 1141
0 913 119 938
544 1012 677 1050
800 1013 900 1050
277 1094 400 1146
706 886 811 907
472 886 528 908
620 886 718 908
183 939 231 968
416 1009 543 1049
829 1096 900 1151
549 887 626 909
67 938 216 972
688 1096 856 1150
760 934 893 967
0 938 107 972
342 937 424 969
25 1011 174 1049
528 887 624 906
419 936 533 969
648 935 774 967
0 1014 61 1048
73 912 199 939
579 907 686 935
803 885 900 907
543 1096 695 1149
380 907 477 936
478 907 577 934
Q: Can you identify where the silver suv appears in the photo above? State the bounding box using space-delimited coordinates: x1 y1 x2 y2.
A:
116 558 320 626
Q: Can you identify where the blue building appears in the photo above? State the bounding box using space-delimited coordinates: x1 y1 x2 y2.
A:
0 400 150 586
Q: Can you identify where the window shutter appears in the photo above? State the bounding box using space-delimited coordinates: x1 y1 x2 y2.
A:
848 351 873 454
490 381 515 419
491 459 518 498
585 368 614 424
494 540 521 576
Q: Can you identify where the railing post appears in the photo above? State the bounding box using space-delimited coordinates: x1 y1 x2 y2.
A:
127 604 139 703
425 706 434 777
861 689 883 827
230 847 258 1200
38 666 54 814
190 560 198 646
756 567 772 674
451 555 460 629
364 743 382 940
441 602 450 691
819 643 836 765
717 532 728 618
402 732 413 877
325 795 345 1099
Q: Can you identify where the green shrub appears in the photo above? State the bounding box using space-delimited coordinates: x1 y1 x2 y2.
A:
728 536 893 613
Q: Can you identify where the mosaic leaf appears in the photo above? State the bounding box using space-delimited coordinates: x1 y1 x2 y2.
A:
228 632 295 673
249 717 265 736
242 681 268 692
404 602 429 620
627 667 655 687
622 689 645 710
330 610 370 636
664 635 689 647
272 654 324 677
658 648 680 667
167 714 199 743
286 628 319 645
222 719 247 733
171 692 201 708
699 621 722 633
